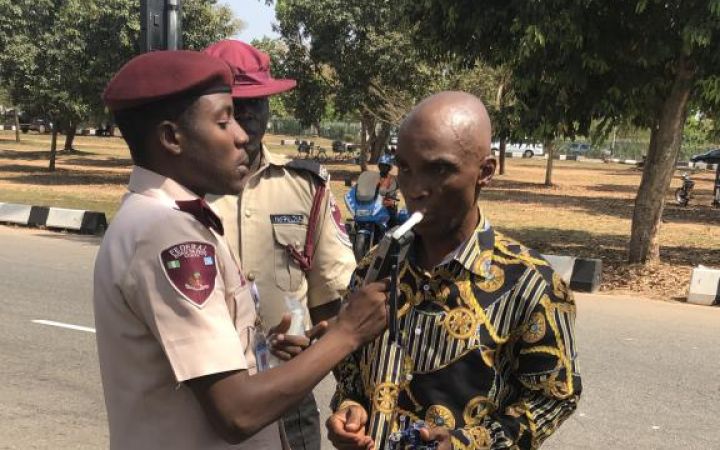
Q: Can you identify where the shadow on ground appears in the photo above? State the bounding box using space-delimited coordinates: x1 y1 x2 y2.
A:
485 185 720 226
0 164 128 185
64 158 132 168
500 226 720 268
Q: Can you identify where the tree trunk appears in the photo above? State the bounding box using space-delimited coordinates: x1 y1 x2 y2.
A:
544 139 555 186
369 122 392 163
359 116 369 172
48 126 59 172
628 60 695 264
13 109 21 142
495 81 507 176
498 139 507 175
63 122 76 152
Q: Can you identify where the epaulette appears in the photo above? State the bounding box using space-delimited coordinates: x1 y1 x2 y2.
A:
284 159 330 184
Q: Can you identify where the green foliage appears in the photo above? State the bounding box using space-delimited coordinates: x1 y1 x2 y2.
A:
274 0 434 127
400 0 720 140
182 1 242 50
251 37 292 118
399 0 720 262
0 0 241 131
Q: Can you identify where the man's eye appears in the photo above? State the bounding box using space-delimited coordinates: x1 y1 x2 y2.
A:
234 112 253 122
218 121 229 129
433 163 454 175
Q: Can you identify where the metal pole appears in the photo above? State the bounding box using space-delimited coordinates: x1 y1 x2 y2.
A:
166 0 180 50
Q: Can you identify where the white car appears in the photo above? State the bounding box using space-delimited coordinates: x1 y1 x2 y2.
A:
491 141 544 158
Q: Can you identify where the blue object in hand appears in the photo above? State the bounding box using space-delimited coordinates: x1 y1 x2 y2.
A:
386 420 438 450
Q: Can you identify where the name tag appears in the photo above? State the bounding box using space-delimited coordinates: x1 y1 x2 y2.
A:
254 331 271 372
270 214 304 225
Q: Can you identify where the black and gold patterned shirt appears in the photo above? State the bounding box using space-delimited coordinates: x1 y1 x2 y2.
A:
332 214 581 449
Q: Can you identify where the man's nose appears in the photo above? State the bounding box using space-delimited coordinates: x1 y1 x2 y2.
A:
233 120 249 147
402 177 429 201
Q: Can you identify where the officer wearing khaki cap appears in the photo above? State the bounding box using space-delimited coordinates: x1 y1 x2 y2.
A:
204 40 357 450
93 49 389 450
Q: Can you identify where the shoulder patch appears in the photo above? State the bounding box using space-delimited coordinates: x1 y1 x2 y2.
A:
159 241 217 308
285 159 329 184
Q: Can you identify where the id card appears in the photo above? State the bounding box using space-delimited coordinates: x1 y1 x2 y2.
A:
254 331 271 372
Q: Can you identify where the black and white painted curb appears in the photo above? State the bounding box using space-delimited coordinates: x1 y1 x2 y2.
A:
0 126 113 135
0 202 107 235
687 266 720 306
542 254 603 293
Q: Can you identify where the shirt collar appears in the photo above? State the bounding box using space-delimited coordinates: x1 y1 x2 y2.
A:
127 165 199 206
445 209 495 278
244 145 288 183
127 166 224 235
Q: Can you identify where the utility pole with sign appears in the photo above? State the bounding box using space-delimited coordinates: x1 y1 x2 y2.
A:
140 0 182 52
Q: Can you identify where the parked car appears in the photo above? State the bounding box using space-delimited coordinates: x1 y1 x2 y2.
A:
690 148 720 164
565 142 593 155
19 118 52 134
491 141 544 158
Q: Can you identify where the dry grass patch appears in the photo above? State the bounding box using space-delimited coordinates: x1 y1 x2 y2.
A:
0 131 718 299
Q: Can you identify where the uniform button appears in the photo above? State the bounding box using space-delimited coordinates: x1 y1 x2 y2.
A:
247 272 256 282
294 240 301 248
405 373 413 381
244 209 251 217
414 327 422 336
422 284 430 291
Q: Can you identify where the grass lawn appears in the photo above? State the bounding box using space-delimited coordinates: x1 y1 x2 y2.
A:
1 130 718 300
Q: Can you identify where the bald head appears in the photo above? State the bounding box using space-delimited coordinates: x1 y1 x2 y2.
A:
394 91 496 242
399 91 492 160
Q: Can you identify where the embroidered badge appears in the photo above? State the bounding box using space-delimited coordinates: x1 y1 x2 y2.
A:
328 193 352 247
270 214 305 225
160 241 217 308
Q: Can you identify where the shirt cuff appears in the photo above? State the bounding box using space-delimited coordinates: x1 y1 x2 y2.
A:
165 334 248 382
307 280 346 309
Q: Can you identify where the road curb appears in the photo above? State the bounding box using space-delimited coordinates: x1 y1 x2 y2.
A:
687 266 720 306
0 202 107 235
542 254 603 293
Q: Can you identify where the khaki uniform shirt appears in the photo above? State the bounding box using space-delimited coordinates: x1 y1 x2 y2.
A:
93 166 281 450
208 147 356 329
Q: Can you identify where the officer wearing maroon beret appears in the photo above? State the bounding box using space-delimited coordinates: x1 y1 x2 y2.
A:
93 50 389 450
204 40 358 450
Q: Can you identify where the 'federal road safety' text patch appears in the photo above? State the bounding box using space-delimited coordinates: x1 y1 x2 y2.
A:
160 241 217 308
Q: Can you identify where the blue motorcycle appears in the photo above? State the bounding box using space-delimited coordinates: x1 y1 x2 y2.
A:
344 169 408 261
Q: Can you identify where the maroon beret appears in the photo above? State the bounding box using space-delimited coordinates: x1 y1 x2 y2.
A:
103 50 233 112
204 40 296 98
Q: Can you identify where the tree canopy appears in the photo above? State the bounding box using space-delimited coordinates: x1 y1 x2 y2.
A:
399 0 720 263
274 0 437 164
0 0 240 170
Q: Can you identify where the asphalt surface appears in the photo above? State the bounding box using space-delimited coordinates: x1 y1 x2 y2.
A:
1 226 719 449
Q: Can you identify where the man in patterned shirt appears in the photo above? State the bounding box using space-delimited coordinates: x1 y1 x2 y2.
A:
327 91 581 450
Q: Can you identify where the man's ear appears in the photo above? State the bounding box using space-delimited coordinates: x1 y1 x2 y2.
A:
478 155 497 190
156 121 182 156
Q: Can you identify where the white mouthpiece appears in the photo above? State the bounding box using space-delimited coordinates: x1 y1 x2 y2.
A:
392 211 424 239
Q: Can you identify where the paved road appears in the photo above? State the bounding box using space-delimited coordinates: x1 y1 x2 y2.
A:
1 226 719 449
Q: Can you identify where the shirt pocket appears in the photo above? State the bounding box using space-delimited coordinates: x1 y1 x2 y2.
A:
271 223 307 291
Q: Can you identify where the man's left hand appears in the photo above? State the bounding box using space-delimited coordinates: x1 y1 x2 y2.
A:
268 315 328 360
419 426 452 450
